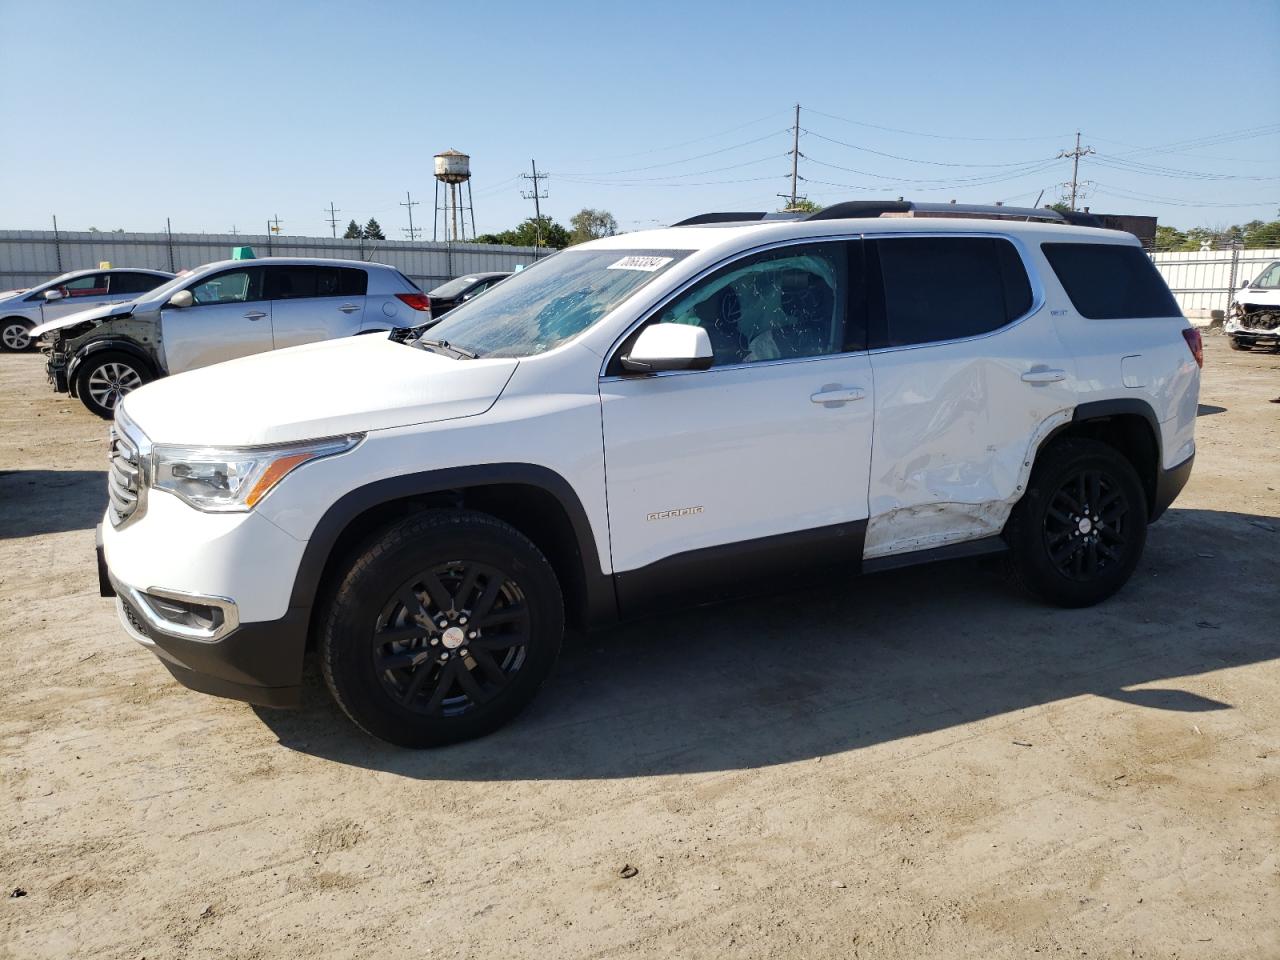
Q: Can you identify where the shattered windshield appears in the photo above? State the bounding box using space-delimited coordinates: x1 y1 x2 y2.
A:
419 249 690 358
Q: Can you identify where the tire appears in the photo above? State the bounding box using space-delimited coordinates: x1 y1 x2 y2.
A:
1228 337 1251 351
1005 438 1148 608
319 509 564 747
1 318 33 352
74 352 152 419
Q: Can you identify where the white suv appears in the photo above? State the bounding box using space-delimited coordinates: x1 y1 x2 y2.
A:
97 203 1202 747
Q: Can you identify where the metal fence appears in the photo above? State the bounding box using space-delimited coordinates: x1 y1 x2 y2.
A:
0 229 545 292
1150 246 1279 319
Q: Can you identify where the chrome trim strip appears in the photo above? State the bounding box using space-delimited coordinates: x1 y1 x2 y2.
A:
116 579 240 643
597 229 1048 378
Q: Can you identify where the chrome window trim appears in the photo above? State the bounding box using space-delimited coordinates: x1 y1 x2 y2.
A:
862 230 1047 357
598 233 864 382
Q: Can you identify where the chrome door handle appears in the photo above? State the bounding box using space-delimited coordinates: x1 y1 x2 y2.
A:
1021 367 1067 384
338 303 360 313
810 386 865 405
244 311 267 321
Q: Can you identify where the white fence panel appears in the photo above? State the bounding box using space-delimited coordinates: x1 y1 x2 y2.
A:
1151 248 1280 318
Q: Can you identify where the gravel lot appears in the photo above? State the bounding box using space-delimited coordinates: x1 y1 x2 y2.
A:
1 334 1277 960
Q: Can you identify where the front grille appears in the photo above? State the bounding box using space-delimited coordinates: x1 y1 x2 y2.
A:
107 424 143 527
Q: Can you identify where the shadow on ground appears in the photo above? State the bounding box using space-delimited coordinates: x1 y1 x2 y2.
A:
0 470 106 538
255 507 1279 780
1197 404 1228 417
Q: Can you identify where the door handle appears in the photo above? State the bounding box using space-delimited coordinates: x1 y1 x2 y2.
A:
244 311 267 321
1021 367 1066 384
338 303 360 313
810 386 865 405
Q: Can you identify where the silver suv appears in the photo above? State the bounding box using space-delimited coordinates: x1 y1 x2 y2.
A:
33 257 428 417
0 268 174 351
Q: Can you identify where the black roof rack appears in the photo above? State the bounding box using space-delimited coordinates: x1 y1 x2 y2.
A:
671 212 768 226
807 200 1070 223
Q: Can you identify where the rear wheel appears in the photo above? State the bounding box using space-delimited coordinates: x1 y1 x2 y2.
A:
1006 439 1148 608
1228 336 1251 351
75 352 152 419
320 509 564 747
1 318 32 352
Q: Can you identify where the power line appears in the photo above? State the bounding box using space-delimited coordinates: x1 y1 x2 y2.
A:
572 109 790 164
400 191 421 240
803 128 1056 168
802 154 1061 185
557 130 786 177
556 154 783 185
323 201 340 238
803 106 1070 143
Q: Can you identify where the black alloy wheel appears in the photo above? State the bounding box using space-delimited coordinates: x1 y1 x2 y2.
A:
1042 468 1132 582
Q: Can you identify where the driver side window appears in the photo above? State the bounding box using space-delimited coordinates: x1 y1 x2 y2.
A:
652 242 851 366
188 267 264 306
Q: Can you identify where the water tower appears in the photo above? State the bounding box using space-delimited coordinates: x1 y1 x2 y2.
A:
433 149 476 242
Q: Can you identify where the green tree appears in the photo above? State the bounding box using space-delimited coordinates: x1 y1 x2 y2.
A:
777 199 824 214
1154 224 1187 251
342 219 362 239
473 217 570 250
362 218 385 241
569 208 618 244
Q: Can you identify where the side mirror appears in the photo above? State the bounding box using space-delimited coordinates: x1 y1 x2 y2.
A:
620 323 713 373
43 289 65 302
1239 280 1249 289
167 290 194 308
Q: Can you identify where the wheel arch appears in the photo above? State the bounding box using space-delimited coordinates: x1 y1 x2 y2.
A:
290 464 618 646
67 338 158 396
1035 399 1163 520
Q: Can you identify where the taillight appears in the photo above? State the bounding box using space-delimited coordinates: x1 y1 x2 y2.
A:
1181 327 1203 368
396 293 431 312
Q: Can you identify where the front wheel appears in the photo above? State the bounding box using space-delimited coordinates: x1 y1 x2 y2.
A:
75 352 152 418
1228 336 1252 351
1005 438 1148 608
1 318 33 352
320 509 564 747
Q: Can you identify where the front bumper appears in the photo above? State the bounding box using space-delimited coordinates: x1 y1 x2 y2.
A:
1228 329 1280 346
107 560 308 708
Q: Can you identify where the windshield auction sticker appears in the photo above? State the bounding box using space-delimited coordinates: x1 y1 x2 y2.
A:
607 256 674 272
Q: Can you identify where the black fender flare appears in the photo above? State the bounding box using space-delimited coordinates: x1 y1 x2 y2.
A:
1069 398 1164 463
67 338 158 395
287 462 618 634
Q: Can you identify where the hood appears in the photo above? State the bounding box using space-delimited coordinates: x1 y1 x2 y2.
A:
0 288 28 300
120 333 519 445
28 301 136 337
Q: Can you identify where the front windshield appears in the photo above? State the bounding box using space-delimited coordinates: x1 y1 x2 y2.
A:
141 268 197 302
420 249 691 358
429 275 483 298
1253 261 1280 289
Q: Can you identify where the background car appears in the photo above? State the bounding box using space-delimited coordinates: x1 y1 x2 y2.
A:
31 257 428 417
0 267 174 351
1226 259 1280 351
426 271 511 319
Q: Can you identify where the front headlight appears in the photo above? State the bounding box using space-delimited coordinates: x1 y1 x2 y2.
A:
151 435 362 512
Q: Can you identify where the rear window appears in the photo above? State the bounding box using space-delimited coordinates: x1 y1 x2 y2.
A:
1041 243 1180 319
429 276 483 298
110 272 168 295
875 236 1034 347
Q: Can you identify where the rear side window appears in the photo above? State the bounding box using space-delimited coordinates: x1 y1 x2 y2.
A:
266 266 368 300
1041 243 1180 319
874 237 1033 347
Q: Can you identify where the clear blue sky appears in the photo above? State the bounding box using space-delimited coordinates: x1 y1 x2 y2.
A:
1 0 1276 236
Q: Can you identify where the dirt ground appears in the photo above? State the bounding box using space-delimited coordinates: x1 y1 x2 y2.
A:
0 334 1276 960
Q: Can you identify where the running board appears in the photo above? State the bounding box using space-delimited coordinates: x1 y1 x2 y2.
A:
862 535 1008 575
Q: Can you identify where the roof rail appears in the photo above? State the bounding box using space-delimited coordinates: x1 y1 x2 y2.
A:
671 212 769 226
807 200 1073 224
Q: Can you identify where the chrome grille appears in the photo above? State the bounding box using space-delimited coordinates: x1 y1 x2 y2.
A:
107 421 144 527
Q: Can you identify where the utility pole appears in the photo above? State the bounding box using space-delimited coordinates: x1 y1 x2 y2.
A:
230 225 239 236
401 191 421 241
1057 131 1095 211
323 202 340 238
777 103 807 212
521 159 550 259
